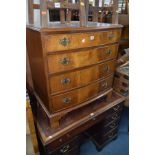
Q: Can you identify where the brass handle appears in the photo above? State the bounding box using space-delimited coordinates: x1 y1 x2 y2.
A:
60 58 70 65
108 34 115 40
60 145 70 153
102 81 108 88
59 37 71 46
61 78 71 85
112 114 119 120
108 132 114 138
106 49 112 55
103 65 110 72
113 105 120 111
110 123 116 128
63 97 71 104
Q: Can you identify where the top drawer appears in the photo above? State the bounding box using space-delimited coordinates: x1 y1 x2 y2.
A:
44 29 121 52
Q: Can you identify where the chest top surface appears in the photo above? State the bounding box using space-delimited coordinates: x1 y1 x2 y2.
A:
26 21 123 34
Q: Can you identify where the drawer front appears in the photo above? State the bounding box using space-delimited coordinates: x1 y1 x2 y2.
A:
85 119 120 138
45 29 121 52
92 128 118 148
105 103 123 117
50 75 113 112
47 136 80 155
49 60 116 95
47 44 118 74
104 111 122 125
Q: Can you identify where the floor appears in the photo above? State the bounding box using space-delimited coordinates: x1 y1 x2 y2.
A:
80 107 129 155
26 135 35 155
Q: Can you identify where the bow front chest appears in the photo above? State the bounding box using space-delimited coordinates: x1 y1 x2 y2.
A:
27 23 122 128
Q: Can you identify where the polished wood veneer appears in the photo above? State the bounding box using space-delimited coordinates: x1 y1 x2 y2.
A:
47 44 118 74
44 29 121 52
50 75 113 112
49 60 116 95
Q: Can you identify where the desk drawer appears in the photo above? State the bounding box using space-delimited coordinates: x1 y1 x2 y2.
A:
85 118 120 138
50 75 113 112
104 103 123 117
47 44 118 74
92 128 118 150
47 136 80 155
45 30 121 52
49 60 116 95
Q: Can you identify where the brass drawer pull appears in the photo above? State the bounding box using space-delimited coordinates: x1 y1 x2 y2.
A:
102 81 108 88
63 97 71 104
108 132 114 138
113 105 120 111
110 123 116 128
61 78 71 85
103 65 110 72
112 114 119 120
108 34 115 40
60 144 70 153
106 49 112 55
59 37 71 46
60 57 70 65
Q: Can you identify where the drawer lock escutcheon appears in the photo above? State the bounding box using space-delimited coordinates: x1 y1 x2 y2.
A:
63 97 71 104
60 58 70 65
61 78 71 85
108 34 115 40
59 37 71 46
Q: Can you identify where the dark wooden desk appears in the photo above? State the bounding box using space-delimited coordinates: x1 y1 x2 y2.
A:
34 91 125 155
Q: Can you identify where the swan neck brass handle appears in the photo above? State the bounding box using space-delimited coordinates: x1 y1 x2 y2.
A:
61 78 71 85
110 123 116 128
113 105 120 111
108 132 114 138
60 57 70 65
112 114 119 120
63 97 71 104
59 37 71 46
60 145 70 153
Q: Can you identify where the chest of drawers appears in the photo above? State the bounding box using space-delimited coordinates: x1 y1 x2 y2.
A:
27 23 122 128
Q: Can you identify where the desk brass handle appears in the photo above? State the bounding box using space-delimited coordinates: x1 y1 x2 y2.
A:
112 114 119 120
108 132 114 138
113 105 120 111
59 37 71 46
60 144 70 153
63 97 71 104
108 34 115 40
106 49 112 55
110 123 116 128
60 57 70 65
61 78 71 85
